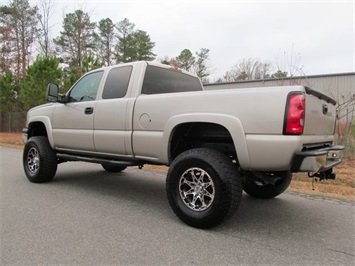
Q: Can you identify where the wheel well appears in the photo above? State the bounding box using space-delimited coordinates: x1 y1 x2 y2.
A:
28 122 48 138
169 122 237 163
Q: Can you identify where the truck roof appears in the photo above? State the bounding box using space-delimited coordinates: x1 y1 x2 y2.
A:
88 61 198 79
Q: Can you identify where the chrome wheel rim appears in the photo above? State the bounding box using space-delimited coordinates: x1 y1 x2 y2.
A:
179 167 215 211
27 147 40 174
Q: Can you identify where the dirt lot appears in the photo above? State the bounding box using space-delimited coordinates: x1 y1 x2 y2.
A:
1 132 354 201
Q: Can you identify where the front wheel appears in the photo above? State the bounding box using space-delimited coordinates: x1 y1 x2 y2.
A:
23 136 58 183
243 171 292 199
166 148 243 229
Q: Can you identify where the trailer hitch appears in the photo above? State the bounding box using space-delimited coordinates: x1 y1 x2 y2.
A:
308 169 336 190
308 169 336 180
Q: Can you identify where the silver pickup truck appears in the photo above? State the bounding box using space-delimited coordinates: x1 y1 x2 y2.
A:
22 61 344 228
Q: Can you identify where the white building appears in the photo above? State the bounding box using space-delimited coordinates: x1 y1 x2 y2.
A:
204 72 355 120
204 72 354 99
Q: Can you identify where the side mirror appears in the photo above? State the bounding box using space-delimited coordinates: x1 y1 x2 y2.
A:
46 83 59 102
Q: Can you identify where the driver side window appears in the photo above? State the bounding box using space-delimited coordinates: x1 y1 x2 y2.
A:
68 71 104 102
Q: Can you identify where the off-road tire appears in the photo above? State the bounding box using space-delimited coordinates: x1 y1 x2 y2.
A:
243 171 292 199
101 164 127 173
166 148 243 229
23 136 57 183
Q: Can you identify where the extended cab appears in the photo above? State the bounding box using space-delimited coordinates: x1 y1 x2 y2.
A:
22 61 344 228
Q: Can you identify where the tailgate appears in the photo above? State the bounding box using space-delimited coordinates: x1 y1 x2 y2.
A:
303 87 337 135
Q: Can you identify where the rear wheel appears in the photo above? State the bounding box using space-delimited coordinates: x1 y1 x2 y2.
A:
166 148 243 229
243 171 292 199
101 164 127 173
23 136 57 183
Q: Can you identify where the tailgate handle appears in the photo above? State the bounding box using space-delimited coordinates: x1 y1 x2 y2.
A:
322 104 328 115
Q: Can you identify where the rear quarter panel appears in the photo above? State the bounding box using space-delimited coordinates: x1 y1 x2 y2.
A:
132 86 303 167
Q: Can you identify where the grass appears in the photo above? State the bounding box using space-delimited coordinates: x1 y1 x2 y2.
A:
1 132 354 201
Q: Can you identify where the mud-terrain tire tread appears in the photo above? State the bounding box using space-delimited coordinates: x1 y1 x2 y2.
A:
166 148 243 229
23 136 57 183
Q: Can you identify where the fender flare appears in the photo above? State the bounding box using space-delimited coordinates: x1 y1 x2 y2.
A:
162 113 250 169
28 116 55 148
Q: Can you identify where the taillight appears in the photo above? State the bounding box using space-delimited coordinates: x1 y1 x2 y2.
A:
283 93 305 135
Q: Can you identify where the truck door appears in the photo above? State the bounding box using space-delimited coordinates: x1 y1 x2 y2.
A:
52 71 104 151
93 66 133 155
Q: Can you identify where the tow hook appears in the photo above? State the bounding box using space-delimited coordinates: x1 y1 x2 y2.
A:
308 169 336 190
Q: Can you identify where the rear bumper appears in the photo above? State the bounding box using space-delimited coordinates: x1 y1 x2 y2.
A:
291 145 344 173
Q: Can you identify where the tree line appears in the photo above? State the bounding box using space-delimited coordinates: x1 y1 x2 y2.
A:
0 0 296 114
0 0 217 113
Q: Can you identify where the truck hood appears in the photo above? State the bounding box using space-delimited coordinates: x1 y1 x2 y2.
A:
28 103 54 112
27 103 56 125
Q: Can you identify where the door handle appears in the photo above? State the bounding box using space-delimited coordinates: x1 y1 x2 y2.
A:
85 107 94 115
322 104 328 115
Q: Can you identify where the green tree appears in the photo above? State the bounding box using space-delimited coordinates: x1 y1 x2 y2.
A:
54 9 96 72
0 0 39 77
115 19 155 62
82 52 102 73
115 18 135 63
97 18 116 66
128 30 155 61
176 49 195 71
271 70 288 78
194 48 210 79
0 71 21 112
19 56 62 111
0 24 13 74
59 53 102 93
61 65 81 93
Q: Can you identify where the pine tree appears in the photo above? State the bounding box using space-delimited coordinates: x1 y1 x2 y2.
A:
19 56 62 111
0 0 39 77
54 9 96 73
176 49 195 71
97 18 116 66
115 18 155 63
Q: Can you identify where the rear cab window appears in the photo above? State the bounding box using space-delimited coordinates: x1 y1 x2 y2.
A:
142 65 202 95
102 66 133 99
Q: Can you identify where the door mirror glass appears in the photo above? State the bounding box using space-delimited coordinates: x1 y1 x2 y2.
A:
46 83 59 102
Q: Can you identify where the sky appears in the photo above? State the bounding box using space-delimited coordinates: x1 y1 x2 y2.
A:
27 0 354 81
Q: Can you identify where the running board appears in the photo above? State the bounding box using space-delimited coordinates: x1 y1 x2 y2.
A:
57 153 139 167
